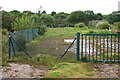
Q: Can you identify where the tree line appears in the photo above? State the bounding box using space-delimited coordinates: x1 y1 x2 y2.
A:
1 10 120 31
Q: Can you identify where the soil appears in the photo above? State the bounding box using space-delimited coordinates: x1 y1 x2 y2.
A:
1 63 50 78
94 63 120 78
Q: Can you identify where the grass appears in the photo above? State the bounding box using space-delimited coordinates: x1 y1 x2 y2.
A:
39 27 114 38
2 27 115 78
45 62 96 78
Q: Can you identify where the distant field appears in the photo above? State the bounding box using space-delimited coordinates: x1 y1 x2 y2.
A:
39 27 114 39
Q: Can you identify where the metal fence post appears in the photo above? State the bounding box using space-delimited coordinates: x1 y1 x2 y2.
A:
8 32 11 59
76 32 80 61
118 32 120 61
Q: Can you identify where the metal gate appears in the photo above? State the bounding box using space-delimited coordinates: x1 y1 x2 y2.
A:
76 33 120 62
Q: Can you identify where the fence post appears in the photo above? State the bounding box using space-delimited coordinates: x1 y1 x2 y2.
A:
76 32 80 61
8 32 11 59
118 32 120 61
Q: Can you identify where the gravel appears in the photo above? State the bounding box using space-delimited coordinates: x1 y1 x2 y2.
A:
1 63 49 78
94 63 120 78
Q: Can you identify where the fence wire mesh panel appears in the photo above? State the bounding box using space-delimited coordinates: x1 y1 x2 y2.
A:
77 33 120 62
9 28 38 58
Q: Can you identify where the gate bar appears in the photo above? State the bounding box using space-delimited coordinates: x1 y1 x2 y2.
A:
76 32 80 61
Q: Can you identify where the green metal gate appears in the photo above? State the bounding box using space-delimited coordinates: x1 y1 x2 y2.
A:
76 33 120 62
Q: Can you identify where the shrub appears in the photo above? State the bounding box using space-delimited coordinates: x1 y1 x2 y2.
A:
2 29 7 35
96 22 111 30
75 22 86 28
38 25 46 35
112 22 120 30
88 20 98 28
12 14 38 31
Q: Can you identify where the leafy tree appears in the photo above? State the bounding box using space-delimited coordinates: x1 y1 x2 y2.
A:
2 10 14 30
84 10 96 21
54 12 69 27
51 11 56 16
54 12 68 19
22 10 34 15
96 13 103 20
11 14 37 30
41 10 46 14
40 14 55 27
67 11 85 24
104 11 120 24
9 10 22 18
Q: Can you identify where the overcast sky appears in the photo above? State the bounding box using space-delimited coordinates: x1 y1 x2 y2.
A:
0 0 120 14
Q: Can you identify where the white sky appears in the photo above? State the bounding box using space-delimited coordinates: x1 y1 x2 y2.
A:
0 0 120 14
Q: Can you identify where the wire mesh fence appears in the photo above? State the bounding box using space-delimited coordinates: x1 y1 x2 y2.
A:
9 28 39 58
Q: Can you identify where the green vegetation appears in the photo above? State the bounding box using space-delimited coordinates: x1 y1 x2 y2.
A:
96 22 111 29
112 22 120 30
1 9 120 78
1 10 120 31
45 62 96 78
43 27 114 38
12 14 38 30
75 22 86 28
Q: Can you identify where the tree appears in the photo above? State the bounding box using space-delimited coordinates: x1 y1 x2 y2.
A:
22 10 34 15
41 10 46 14
54 12 69 27
11 14 37 30
51 11 56 16
96 13 103 20
9 10 22 18
84 10 95 21
2 10 14 30
40 14 55 27
67 11 85 24
104 11 120 24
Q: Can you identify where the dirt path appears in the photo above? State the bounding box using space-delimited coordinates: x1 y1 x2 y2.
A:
94 63 120 78
1 63 49 78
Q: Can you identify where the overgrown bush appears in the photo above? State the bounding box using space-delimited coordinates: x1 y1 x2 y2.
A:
2 29 7 35
12 14 38 31
38 25 46 35
88 20 98 28
112 22 120 30
75 22 86 28
96 22 111 30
